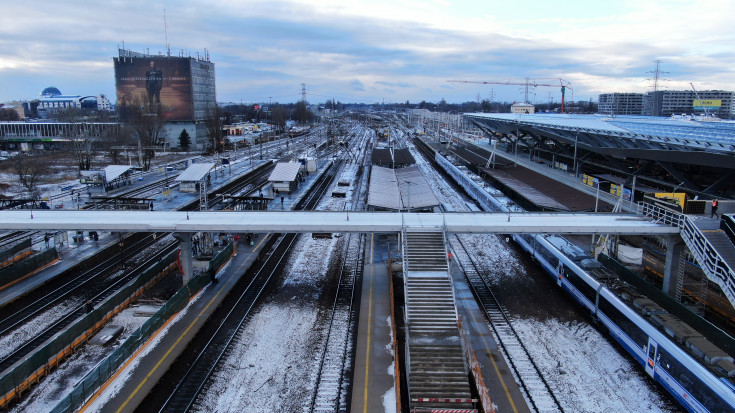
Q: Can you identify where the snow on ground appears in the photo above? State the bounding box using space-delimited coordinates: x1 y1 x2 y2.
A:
9 305 154 412
513 318 676 412
407 137 678 412
195 158 359 412
83 280 209 412
0 298 83 360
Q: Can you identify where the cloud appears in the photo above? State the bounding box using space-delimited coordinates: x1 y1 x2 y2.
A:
350 79 365 91
1 0 735 104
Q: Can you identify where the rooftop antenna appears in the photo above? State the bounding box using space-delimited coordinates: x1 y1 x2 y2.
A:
163 5 170 56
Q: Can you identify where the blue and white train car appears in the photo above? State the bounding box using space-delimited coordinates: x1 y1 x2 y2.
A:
434 149 735 412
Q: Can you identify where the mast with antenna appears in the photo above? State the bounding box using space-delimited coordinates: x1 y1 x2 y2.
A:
163 6 170 56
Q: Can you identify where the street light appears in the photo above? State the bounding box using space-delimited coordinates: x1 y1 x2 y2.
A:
406 181 411 213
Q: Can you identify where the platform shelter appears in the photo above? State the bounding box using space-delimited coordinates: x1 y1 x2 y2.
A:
175 163 215 193
268 162 302 194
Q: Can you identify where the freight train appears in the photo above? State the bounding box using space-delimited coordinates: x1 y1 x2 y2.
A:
432 146 735 412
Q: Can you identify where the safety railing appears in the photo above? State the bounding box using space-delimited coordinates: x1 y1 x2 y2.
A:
637 201 735 309
50 241 234 413
0 247 177 410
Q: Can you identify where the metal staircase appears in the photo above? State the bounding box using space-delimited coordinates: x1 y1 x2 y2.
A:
401 228 475 411
639 202 735 309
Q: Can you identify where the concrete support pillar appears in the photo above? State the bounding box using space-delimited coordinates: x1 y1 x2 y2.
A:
662 235 685 297
173 232 194 284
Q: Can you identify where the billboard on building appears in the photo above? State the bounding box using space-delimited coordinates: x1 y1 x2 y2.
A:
114 56 193 121
692 99 722 110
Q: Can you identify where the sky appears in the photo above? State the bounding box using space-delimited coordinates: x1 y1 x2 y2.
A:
1 0 735 106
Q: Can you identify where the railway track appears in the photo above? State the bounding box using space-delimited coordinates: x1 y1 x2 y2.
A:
156 161 341 412
449 234 564 413
309 231 364 412
0 236 176 373
309 133 370 411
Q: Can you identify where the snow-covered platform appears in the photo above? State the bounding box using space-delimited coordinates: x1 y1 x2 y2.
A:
0 210 680 235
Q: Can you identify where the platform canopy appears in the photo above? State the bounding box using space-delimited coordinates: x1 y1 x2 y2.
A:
175 162 215 182
268 162 301 182
103 165 134 183
368 166 439 211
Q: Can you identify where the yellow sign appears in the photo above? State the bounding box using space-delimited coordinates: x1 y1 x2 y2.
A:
654 192 686 208
693 99 721 108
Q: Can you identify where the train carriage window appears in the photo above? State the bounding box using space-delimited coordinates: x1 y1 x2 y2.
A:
658 348 729 412
598 297 648 349
565 268 596 303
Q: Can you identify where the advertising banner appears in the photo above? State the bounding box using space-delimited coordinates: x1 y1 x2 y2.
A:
692 99 722 110
114 56 193 121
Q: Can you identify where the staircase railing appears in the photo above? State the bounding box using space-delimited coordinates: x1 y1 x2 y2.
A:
638 202 735 309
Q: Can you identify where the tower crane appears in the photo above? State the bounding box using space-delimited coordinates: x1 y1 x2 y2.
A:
447 78 573 113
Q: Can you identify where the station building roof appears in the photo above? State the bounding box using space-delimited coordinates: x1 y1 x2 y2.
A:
268 162 301 182
367 166 401 210
175 162 215 182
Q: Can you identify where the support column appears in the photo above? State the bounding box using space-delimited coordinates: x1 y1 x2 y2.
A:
662 235 685 297
173 232 194 284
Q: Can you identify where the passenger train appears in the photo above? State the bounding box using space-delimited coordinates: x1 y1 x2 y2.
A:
433 149 735 412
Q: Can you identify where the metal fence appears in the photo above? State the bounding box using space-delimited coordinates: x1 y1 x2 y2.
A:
50 240 234 413
0 248 178 409
0 238 32 270
0 246 57 287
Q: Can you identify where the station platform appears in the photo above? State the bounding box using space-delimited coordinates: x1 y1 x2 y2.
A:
352 233 531 412
81 236 268 412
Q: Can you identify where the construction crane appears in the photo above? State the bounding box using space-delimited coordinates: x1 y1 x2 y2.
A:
447 78 573 113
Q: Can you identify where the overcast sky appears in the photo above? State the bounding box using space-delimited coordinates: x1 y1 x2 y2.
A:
2 0 734 106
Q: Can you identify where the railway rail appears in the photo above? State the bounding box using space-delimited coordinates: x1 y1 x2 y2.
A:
156 161 341 412
449 234 563 412
0 236 175 373
309 131 370 411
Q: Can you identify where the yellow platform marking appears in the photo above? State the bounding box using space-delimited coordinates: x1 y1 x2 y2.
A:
362 233 374 413
81 237 267 413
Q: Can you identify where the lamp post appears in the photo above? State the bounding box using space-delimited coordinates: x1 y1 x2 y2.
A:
672 182 685 211
406 181 411 213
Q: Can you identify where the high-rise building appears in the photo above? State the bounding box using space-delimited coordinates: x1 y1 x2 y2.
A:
643 90 735 118
598 93 644 115
113 48 216 147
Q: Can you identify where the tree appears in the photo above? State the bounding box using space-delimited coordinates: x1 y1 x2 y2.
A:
13 153 46 198
178 129 192 150
118 95 167 170
0 108 20 121
56 107 94 172
204 104 225 154
271 106 287 133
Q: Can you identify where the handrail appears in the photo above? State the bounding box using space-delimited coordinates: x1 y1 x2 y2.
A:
637 201 735 308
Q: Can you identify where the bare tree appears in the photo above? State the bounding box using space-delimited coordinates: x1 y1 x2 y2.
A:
56 107 94 172
13 153 46 198
271 106 286 133
204 104 225 154
119 95 167 170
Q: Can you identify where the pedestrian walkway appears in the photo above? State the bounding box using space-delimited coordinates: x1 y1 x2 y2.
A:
451 260 531 413
351 233 396 413
82 236 269 412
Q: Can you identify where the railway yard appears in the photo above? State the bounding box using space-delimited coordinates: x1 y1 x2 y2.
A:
1 113 734 413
